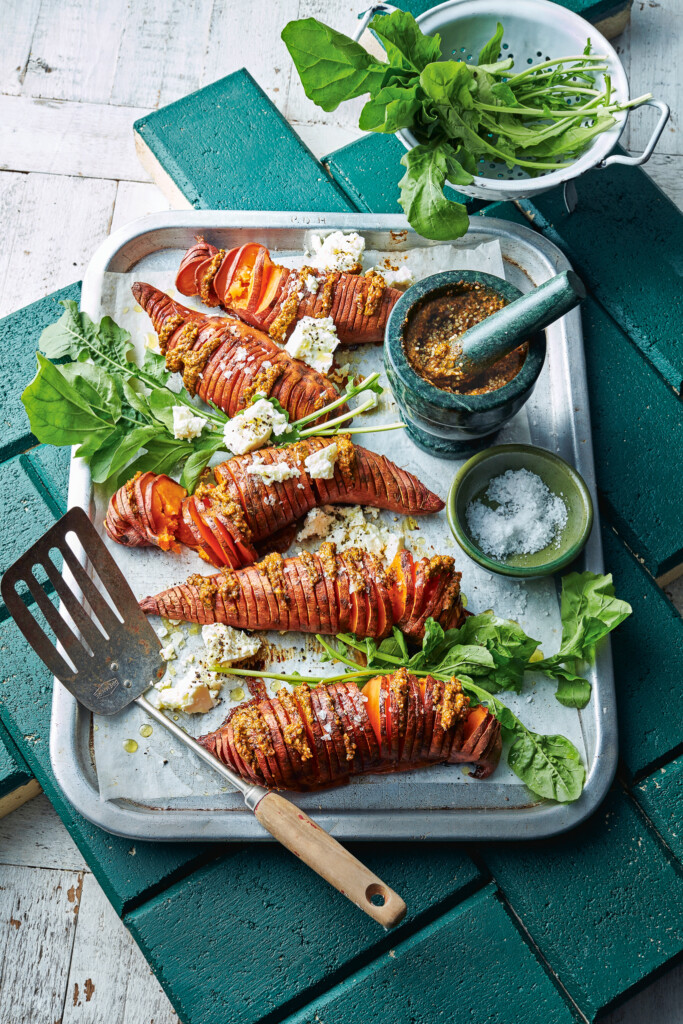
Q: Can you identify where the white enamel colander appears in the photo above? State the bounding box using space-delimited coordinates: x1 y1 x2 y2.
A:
354 0 669 202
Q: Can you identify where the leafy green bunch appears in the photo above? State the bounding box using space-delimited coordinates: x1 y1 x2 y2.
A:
218 571 631 803
282 12 649 240
21 302 397 492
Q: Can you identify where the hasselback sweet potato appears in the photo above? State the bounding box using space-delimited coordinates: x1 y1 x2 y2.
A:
105 437 444 568
198 672 501 791
132 282 340 420
175 239 401 344
139 546 466 640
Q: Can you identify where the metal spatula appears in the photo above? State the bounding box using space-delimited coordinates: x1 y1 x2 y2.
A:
1 507 406 929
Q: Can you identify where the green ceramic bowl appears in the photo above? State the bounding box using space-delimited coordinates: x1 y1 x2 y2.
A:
447 444 594 578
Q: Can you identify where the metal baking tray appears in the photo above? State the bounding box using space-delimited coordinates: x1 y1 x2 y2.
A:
50 211 616 842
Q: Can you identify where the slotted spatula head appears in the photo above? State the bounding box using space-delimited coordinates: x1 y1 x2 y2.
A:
1 506 163 715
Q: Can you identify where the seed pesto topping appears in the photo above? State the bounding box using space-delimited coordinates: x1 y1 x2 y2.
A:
180 334 223 397
243 360 285 405
276 687 313 761
256 552 289 605
299 549 321 586
125 470 142 512
436 677 470 731
318 541 338 580
196 481 252 541
166 322 200 374
340 546 366 594
269 267 315 344
187 573 218 609
317 272 339 319
425 554 455 580
232 704 274 773
218 565 240 602
200 249 226 306
158 314 185 354
357 269 386 317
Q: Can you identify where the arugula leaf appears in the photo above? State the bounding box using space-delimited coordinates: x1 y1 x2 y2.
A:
369 10 441 72
477 22 504 66
40 301 134 365
281 18 387 112
88 424 158 484
398 140 472 241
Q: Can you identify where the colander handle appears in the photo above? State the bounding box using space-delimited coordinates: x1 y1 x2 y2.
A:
599 99 670 169
353 2 398 43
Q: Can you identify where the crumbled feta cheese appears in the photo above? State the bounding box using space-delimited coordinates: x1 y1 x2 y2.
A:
155 673 218 714
159 629 186 661
284 316 339 374
304 443 338 480
297 504 403 565
309 231 365 273
223 398 288 455
202 624 262 665
247 454 301 486
297 507 335 541
172 404 208 440
304 274 319 294
377 265 414 290
233 346 248 363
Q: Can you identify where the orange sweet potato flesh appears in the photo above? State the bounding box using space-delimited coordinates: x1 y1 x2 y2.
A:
149 476 186 551
197 674 502 792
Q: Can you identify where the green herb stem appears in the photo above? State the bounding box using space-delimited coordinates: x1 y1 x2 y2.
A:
292 371 381 429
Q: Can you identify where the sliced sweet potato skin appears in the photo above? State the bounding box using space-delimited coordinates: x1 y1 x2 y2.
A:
201 673 501 791
176 239 402 345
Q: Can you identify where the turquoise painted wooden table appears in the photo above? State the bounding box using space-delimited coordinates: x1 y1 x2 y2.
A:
3 4 683 1020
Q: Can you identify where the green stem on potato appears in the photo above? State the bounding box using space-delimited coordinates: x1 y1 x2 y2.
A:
291 372 381 429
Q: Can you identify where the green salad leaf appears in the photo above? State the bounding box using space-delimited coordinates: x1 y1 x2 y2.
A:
281 18 386 111
281 11 650 240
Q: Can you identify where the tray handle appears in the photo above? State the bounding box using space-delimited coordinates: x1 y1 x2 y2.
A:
600 99 670 169
255 791 407 929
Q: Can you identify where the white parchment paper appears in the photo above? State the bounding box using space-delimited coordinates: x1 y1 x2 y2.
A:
89 236 581 808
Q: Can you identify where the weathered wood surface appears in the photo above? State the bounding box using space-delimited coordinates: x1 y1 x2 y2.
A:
0 0 680 1022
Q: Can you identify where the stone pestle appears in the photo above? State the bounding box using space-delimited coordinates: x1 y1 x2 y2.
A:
451 270 586 381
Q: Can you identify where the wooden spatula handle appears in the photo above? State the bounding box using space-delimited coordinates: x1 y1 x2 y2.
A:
254 791 407 929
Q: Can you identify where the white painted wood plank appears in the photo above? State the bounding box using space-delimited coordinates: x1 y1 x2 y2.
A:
200 0 300 111
622 0 681 155
0 864 82 1024
62 873 178 1024
284 0 368 129
0 0 41 96
643 153 683 211
0 794 88 872
111 181 171 234
292 120 364 160
0 171 117 318
0 95 151 182
21 0 126 104
110 0 215 109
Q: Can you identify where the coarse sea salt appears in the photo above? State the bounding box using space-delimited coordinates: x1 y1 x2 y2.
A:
466 469 568 559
